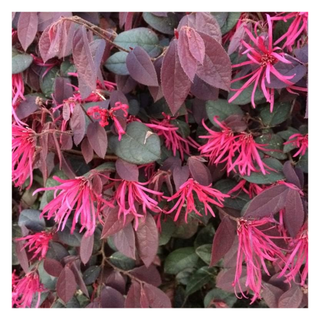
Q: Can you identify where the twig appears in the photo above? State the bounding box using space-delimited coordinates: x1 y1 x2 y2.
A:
62 148 118 161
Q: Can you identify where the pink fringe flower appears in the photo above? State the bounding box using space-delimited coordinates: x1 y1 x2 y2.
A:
12 124 37 188
12 271 44 308
234 218 285 304
146 114 199 160
228 14 294 111
227 180 265 199
33 173 114 236
12 73 25 108
16 231 53 260
164 178 229 222
284 133 308 157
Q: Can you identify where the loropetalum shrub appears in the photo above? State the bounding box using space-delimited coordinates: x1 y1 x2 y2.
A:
12 12 308 308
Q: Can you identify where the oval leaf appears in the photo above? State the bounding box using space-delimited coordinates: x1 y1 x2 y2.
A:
100 286 125 308
188 157 211 186
115 159 139 182
113 223 136 260
105 52 129 75
43 258 63 278
17 12 38 51
87 121 108 159
56 266 77 304
80 233 94 265
18 209 45 232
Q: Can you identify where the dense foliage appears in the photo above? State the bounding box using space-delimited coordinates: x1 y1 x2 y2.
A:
12 12 308 308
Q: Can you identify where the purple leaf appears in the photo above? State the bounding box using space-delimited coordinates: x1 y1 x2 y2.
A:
81 137 94 164
104 270 126 294
216 267 248 293
136 213 159 268
228 23 246 55
192 99 208 124
142 283 171 308
101 206 134 239
188 157 212 186
224 115 247 132
15 95 39 119
90 39 106 85
37 12 72 32
173 165 190 190
18 12 38 51
161 39 191 115
119 12 134 30
110 90 129 107
187 28 205 64
113 223 136 260
125 281 141 308
261 283 284 308
53 77 73 105
100 286 125 308
210 215 236 266
149 85 163 102
129 265 162 287
87 121 108 159
284 189 305 238
243 185 289 218
80 233 94 265
69 260 89 297
72 26 97 99
283 161 302 188
294 45 308 64
126 46 159 86
278 284 303 308
115 75 137 94
15 241 29 274
115 159 139 182
196 32 231 91
56 266 77 304
190 75 219 101
70 104 86 146
43 258 63 278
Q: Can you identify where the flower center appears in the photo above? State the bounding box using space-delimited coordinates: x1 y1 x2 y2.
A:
260 53 276 67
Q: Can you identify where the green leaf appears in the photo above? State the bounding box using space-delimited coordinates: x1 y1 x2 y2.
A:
18 209 46 232
159 218 176 246
206 99 243 126
277 127 300 140
113 27 161 57
105 52 129 75
228 80 265 105
109 121 161 164
40 66 59 98
12 49 33 74
194 224 215 248
186 267 215 295
60 60 77 77
210 12 228 28
176 268 195 285
142 12 175 35
109 252 136 270
255 134 287 160
220 12 241 34
164 247 199 275
147 97 187 118
45 170 69 203
195 244 212 265
57 220 83 246
241 158 285 184
204 288 238 307
83 266 101 285
296 150 308 173
259 102 291 126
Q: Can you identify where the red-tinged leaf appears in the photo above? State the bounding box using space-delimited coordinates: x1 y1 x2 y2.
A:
149 85 163 102
70 104 86 146
69 260 89 298
283 161 302 189
284 189 305 238
15 240 29 274
161 39 191 115
142 283 171 308
80 234 94 265
261 283 284 308
129 265 162 287
81 137 94 164
43 258 63 277
278 284 303 308
101 206 134 239
86 301 100 308
125 281 141 308
56 266 77 304
186 27 205 64
110 90 129 107
210 215 236 266
190 75 219 101
100 285 125 308
73 26 97 99
216 267 248 293
188 157 212 186
243 185 289 218
119 12 134 30
90 39 106 85
196 32 231 91
115 159 139 181
59 20 76 59
37 12 72 32
178 12 222 43
136 213 159 268
140 286 149 308
177 28 197 82
92 174 103 194
87 121 108 159
15 95 39 120
105 270 126 294
173 165 190 190
17 12 38 51
116 75 137 94
126 46 159 86
224 115 247 132
113 224 136 260
53 77 73 105
228 23 246 55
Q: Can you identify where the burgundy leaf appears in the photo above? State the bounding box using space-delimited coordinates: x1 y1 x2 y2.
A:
69 260 89 298
196 32 231 91
261 283 284 308
224 115 247 132
149 85 163 102
173 165 190 190
116 75 137 94
53 77 73 105
87 121 108 159
110 90 129 107
80 234 94 265
72 26 97 99
126 46 159 86
70 104 86 146
192 99 207 124
188 157 212 186
43 258 63 277
37 12 72 32
294 45 308 63
56 266 77 304
284 189 305 238
81 137 94 164
90 39 106 86
129 265 162 287
161 39 191 115
216 267 248 293
140 286 149 308
62 103 70 121
295 167 304 188
190 75 219 101
119 12 134 30
177 27 198 82
15 240 29 274
86 301 100 308
113 223 136 260
136 213 159 268
187 27 205 64
283 161 302 189
243 185 289 218
115 159 139 182
105 270 126 294
125 281 141 308
15 95 38 120
100 285 125 308
59 20 76 59
17 12 38 51
92 174 103 194
278 284 303 308
210 215 236 266
142 283 171 308
101 206 134 239
228 23 246 55
161 156 181 172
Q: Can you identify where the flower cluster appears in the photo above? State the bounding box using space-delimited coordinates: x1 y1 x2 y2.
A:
284 133 308 157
